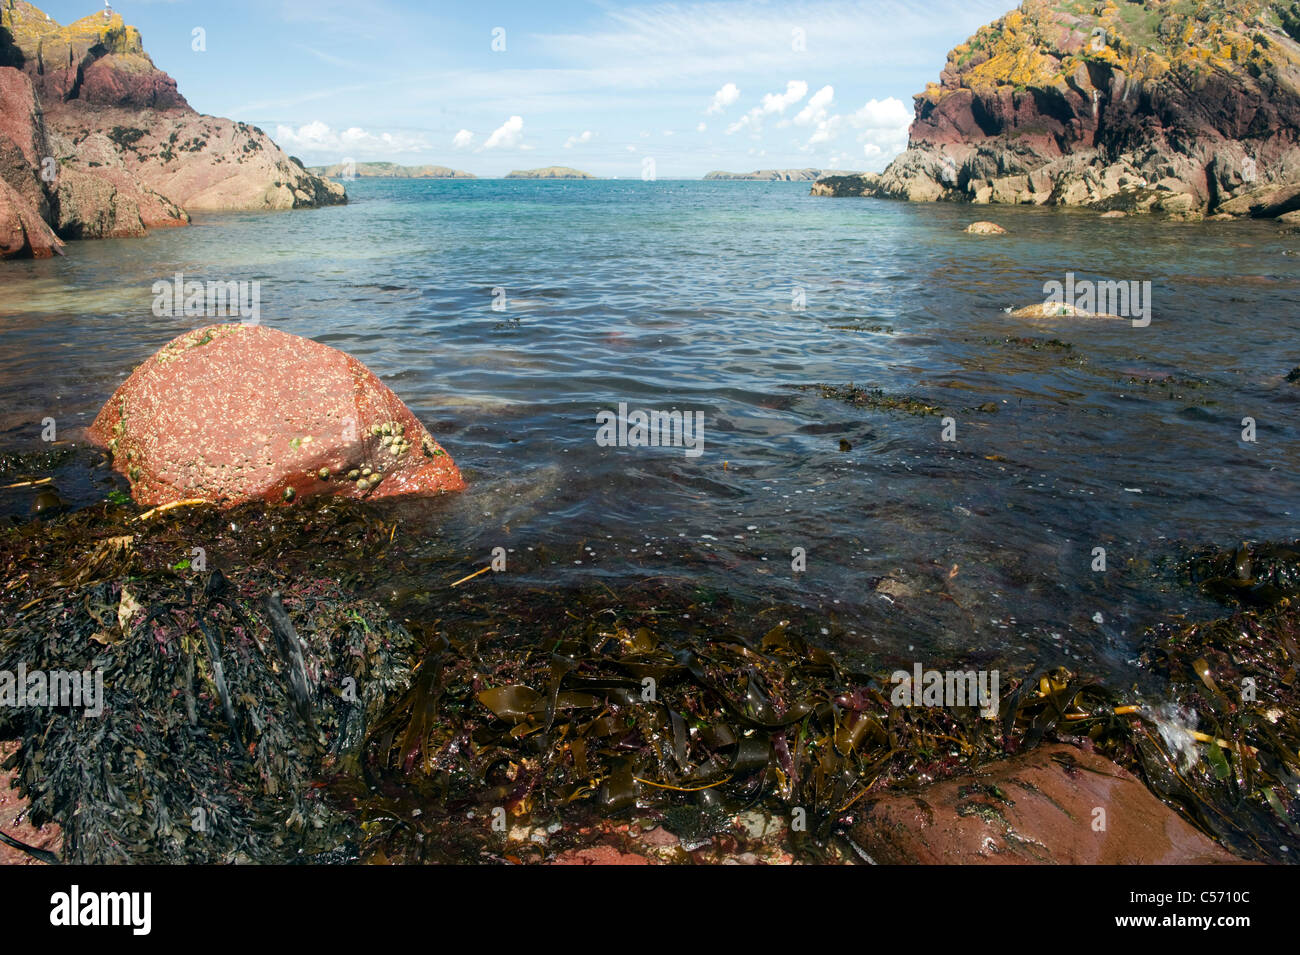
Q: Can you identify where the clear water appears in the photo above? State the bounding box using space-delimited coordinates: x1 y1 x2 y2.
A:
2 179 1298 681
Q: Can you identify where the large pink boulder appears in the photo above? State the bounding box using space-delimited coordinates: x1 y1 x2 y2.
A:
88 324 466 507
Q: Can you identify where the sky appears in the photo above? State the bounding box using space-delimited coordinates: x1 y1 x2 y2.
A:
39 0 1013 177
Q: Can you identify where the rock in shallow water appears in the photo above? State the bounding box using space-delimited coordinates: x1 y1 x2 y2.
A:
850 744 1245 864
88 323 466 507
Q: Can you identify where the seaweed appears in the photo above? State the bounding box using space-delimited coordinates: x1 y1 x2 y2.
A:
0 492 1296 864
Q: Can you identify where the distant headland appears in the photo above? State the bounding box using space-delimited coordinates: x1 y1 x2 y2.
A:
308 162 475 179
704 169 859 181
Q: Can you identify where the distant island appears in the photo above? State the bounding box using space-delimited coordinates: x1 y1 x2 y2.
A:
704 169 859 181
504 167 596 179
309 162 476 179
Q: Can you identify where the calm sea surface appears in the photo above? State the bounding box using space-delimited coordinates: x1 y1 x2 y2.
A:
2 179 1299 682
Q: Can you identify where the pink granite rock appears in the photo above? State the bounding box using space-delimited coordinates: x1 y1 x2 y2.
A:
88 324 466 508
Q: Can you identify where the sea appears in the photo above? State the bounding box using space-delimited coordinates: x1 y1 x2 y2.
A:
2 178 1298 685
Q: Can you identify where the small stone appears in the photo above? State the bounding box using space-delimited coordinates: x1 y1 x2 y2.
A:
317 467 330 480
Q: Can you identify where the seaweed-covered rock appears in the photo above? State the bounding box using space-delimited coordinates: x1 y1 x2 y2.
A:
88 324 466 507
0 567 417 863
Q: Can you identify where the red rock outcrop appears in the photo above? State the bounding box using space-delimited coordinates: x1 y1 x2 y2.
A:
814 0 1300 218
88 325 466 508
850 743 1246 864
0 1 344 259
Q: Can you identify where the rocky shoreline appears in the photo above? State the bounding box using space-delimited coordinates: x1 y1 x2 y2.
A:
1 464 1294 863
813 0 1300 221
0 1 344 259
1 332 1295 864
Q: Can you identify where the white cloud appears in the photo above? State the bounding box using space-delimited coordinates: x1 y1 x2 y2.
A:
794 84 833 126
803 95 911 167
696 121 707 132
273 120 429 156
564 130 594 148
762 80 808 113
452 129 474 149
706 82 740 114
727 80 808 134
849 96 911 132
483 115 525 149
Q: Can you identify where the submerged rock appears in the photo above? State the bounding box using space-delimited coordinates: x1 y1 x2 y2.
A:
88 324 466 507
850 743 1244 864
1008 302 1125 321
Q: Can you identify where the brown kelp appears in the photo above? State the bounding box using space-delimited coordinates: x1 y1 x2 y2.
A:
0 496 417 863
1 482 1297 863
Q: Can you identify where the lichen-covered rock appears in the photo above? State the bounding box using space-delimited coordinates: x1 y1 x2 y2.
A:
813 0 1300 217
88 324 466 508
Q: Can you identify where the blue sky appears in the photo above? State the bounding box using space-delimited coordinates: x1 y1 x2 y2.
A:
42 0 1012 177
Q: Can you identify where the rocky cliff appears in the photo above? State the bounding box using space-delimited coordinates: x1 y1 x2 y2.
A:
0 1 344 259
812 0 1300 218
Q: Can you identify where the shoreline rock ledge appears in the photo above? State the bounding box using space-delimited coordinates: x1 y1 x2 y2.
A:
0 1 345 259
88 324 466 508
812 0 1300 219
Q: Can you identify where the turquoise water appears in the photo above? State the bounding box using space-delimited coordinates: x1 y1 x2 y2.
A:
2 179 1299 679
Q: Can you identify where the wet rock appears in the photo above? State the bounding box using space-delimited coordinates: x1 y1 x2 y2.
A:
0 742 61 865
88 324 466 507
965 221 1006 234
1099 210 1126 218
809 173 880 197
550 845 652 865
1217 181 1300 219
850 743 1245 864
1008 302 1125 321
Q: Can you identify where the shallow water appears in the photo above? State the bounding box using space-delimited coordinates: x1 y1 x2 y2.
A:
2 179 1298 682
